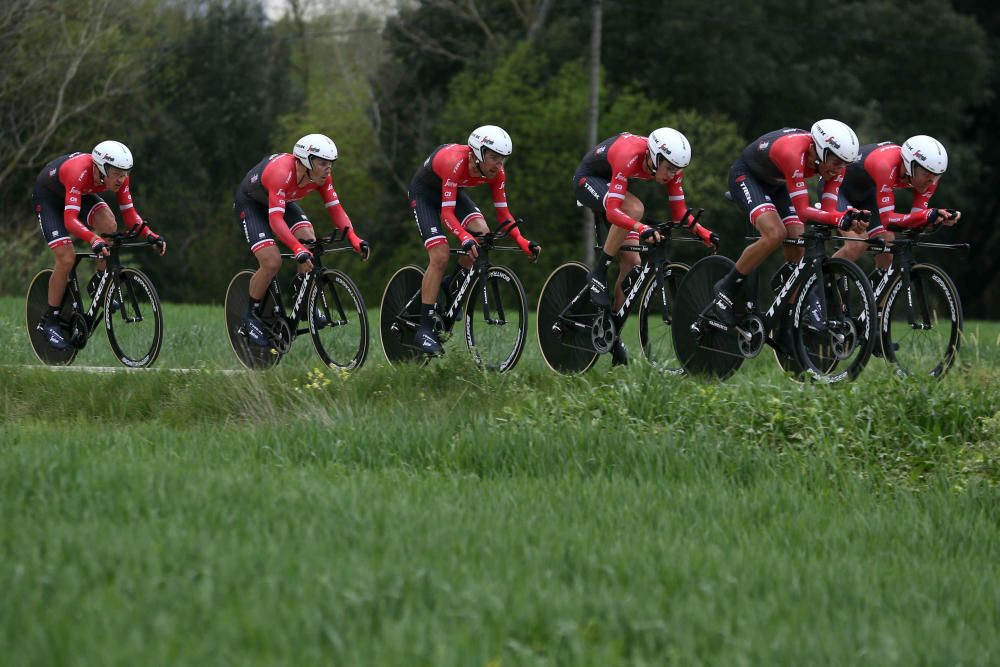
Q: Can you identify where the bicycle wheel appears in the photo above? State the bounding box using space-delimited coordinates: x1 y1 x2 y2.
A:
105 268 163 368
224 270 284 370
535 261 600 375
310 268 369 371
380 265 428 365
671 255 745 379
25 269 79 366
638 262 688 373
881 264 962 378
464 265 527 373
791 258 875 383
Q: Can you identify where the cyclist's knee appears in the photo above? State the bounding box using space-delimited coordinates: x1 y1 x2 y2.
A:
426 245 450 271
620 195 644 222
90 206 116 234
619 250 640 272
255 249 282 275
51 245 75 269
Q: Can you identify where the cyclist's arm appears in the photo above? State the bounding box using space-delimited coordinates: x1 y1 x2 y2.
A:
115 177 148 235
439 177 474 244
320 179 352 231
262 167 308 254
786 165 842 225
605 173 647 233
877 175 936 229
665 171 689 222
62 188 100 245
489 171 528 246
818 173 842 213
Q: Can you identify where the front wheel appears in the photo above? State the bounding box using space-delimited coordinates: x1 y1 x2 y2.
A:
464 265 527 373
310 268 369 371
535 261 599 375
25 269 79 366
671 255 745 380
638 262 688 373
225 270 284 370
105 268 163 368
881 263 962 378
791 258 876 383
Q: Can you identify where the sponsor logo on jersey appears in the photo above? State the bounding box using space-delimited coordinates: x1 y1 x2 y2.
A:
792 170 804 178
881 185 891 193
49 168 56 177
251 174 259 183
596 145 607 154
759 141 770 150
444 191 453 198
881 197 890 204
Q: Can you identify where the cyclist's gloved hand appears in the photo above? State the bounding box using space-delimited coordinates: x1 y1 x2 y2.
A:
294 247 313 264
639 225 661 243
460 234 479 259
527 240 541 260
148 231 166 254
91 237 110 257
359 240 371 261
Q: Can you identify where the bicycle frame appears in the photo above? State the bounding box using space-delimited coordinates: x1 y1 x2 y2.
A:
270 231 355 334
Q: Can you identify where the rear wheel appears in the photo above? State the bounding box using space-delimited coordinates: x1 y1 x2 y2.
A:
225 270 285 370
464 265 527 373
535 261 600 375
671 255 745 379
380 265 429 365
638 262 688 373
881 263 962 378
310 268 369 371
25 269 79 366
791 258 876 382
105 268 163 368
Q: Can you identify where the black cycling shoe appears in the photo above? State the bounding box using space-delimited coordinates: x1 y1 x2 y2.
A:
611 339 629 367
587 271 611 307
704 280 737 328
39 317 71 351
241 312 270 348
413 326 444 356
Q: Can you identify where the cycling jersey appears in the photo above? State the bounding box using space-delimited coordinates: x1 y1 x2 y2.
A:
409 143 526 250
821 142 937 235
33 152 143 247
573 133 689 231
737 128 844 226
237 153 352 254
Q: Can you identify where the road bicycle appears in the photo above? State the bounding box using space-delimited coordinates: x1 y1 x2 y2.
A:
26 227 164 367
224 232 369 371
671 215 877 382
535 212 717 374
379 221 531 372
866 217 966 378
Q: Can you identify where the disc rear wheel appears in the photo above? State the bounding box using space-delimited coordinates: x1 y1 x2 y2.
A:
535 261 600 375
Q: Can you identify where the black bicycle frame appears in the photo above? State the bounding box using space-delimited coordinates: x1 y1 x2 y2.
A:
272 231 354 334
69 233 154 333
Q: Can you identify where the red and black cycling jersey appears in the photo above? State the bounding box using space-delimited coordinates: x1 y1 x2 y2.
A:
410 143 523 245
822 142 937 229
574 132 689 230
238 153 353 252
741 128 844 226
36 152 143 245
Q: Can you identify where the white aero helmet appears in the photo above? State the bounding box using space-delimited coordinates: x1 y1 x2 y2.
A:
468 125 513 163
293 133 338 171
91 140 134 177
647 127 691 170
901 135 948 176
810 119 860 163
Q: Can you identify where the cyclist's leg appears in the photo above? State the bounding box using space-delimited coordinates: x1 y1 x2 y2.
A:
610 193 643 310
34 186 75 313
574 175 627 306
721 162 787 297
410 186 449 352
286 203 315 283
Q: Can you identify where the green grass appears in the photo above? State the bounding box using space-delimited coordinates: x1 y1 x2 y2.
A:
1 295 999 665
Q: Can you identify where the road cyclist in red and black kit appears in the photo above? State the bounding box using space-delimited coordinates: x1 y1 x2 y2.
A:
408 125 539 355
574 127 716 365
234 133 369 348
31 140 166 350
823 135 960 274
672 119 880 382
706 119 870 325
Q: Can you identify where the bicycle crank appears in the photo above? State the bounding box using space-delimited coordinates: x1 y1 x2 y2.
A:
590 309 616 354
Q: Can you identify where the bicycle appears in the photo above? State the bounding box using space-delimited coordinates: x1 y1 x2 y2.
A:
379 220 531 372
865 215 966 378
224 232 369 371
25 227 164 367
535 211 717 375
671 214 877 382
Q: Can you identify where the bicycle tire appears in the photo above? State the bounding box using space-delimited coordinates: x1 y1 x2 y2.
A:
25 269 79 366
880 263 962 378
535 261 600 375
379 265 430 365
671 255 745 379
464 265 527 373
224 270 284 370
637 262 689 373
310 268 370 371
790 257 876 383
104 268 163 368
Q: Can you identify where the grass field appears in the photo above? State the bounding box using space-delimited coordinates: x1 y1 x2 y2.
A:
1 294 999 665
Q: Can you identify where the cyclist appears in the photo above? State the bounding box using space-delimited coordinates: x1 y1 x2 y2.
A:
574 127 714 365
824 135 960 273
32 140 166 350
235 133 369 347
408 124 540 355
708 119 869 326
